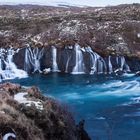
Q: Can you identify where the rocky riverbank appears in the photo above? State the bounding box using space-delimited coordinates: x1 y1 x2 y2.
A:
0 82 90 140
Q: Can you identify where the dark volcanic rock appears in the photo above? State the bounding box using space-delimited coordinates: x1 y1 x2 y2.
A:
0 83 91 140
40 47 52 70
57 47 76 72
13 48 26 70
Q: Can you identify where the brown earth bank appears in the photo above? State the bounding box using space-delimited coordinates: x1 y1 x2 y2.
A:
0 4 140 59
0 82 91 140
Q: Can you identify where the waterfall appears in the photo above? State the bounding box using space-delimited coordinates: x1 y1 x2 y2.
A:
65 55 71 73
114 56 130 73
116 56 119 65
0 46 132 79
120 56 130 72
24 47 44 73
0 48 28 81
85 47 98 74
108 56 113 73
85 46 107 74
65 46 73 73
72 44 85 74
52 46 59 72
97 59 104 74
120 56 125 70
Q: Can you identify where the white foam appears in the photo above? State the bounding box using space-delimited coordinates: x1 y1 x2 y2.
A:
124 112 140 117
123 73 135 77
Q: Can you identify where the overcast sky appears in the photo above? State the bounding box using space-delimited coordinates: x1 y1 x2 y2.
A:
0 0 140 7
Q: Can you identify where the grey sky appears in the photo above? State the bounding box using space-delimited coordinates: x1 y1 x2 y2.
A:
0 0 140 6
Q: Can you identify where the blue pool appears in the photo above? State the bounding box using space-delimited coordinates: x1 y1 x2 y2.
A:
7 73 140 140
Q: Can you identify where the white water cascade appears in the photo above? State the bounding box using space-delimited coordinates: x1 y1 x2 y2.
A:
24 47 44 73
0 46 132 80
114 56 130 73
108 56 113 74
85 46 107 74
65 55 71 73
116 56 119 65
120 56 130 72
52 46 59 72
0 48 28 82
97 59 104 74
72 44 85 74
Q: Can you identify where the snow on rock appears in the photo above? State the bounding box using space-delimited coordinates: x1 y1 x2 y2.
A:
137 33 140 38
0 30 12 37
0 110 5 114
58 20 88 37
14 92 44 110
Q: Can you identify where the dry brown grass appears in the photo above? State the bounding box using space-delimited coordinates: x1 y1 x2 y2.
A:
0 83 81 140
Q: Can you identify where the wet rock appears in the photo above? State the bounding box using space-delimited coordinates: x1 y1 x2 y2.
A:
40 47 52 71
114 68 123 74
135 71 140 76
77 120 91 140
13 48 26 70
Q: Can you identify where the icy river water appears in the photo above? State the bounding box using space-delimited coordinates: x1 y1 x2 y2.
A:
8 73 140 140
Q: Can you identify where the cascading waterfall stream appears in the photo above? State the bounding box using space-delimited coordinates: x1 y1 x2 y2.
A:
72 44 85 74
97 59 104 74
108 56 113 74
65 55 71 73
0 48 28 81
65 46 73 73
120 56 130 72
114 56 130 73
52 46 59 72
0 46 132 82
85 47 98 74
85 46 107 74
24 47 44 73
116 56 119 65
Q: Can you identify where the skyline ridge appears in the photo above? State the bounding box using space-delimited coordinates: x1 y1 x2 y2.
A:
0 0 140 7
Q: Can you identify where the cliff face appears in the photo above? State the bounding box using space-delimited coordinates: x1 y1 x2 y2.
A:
0 82 90 140
0 4 140 76
0 4 140 57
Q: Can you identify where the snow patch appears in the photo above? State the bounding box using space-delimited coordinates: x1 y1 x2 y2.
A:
0 110 5 114
14 92 44 110
137 33 140 38
58 20 88 37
